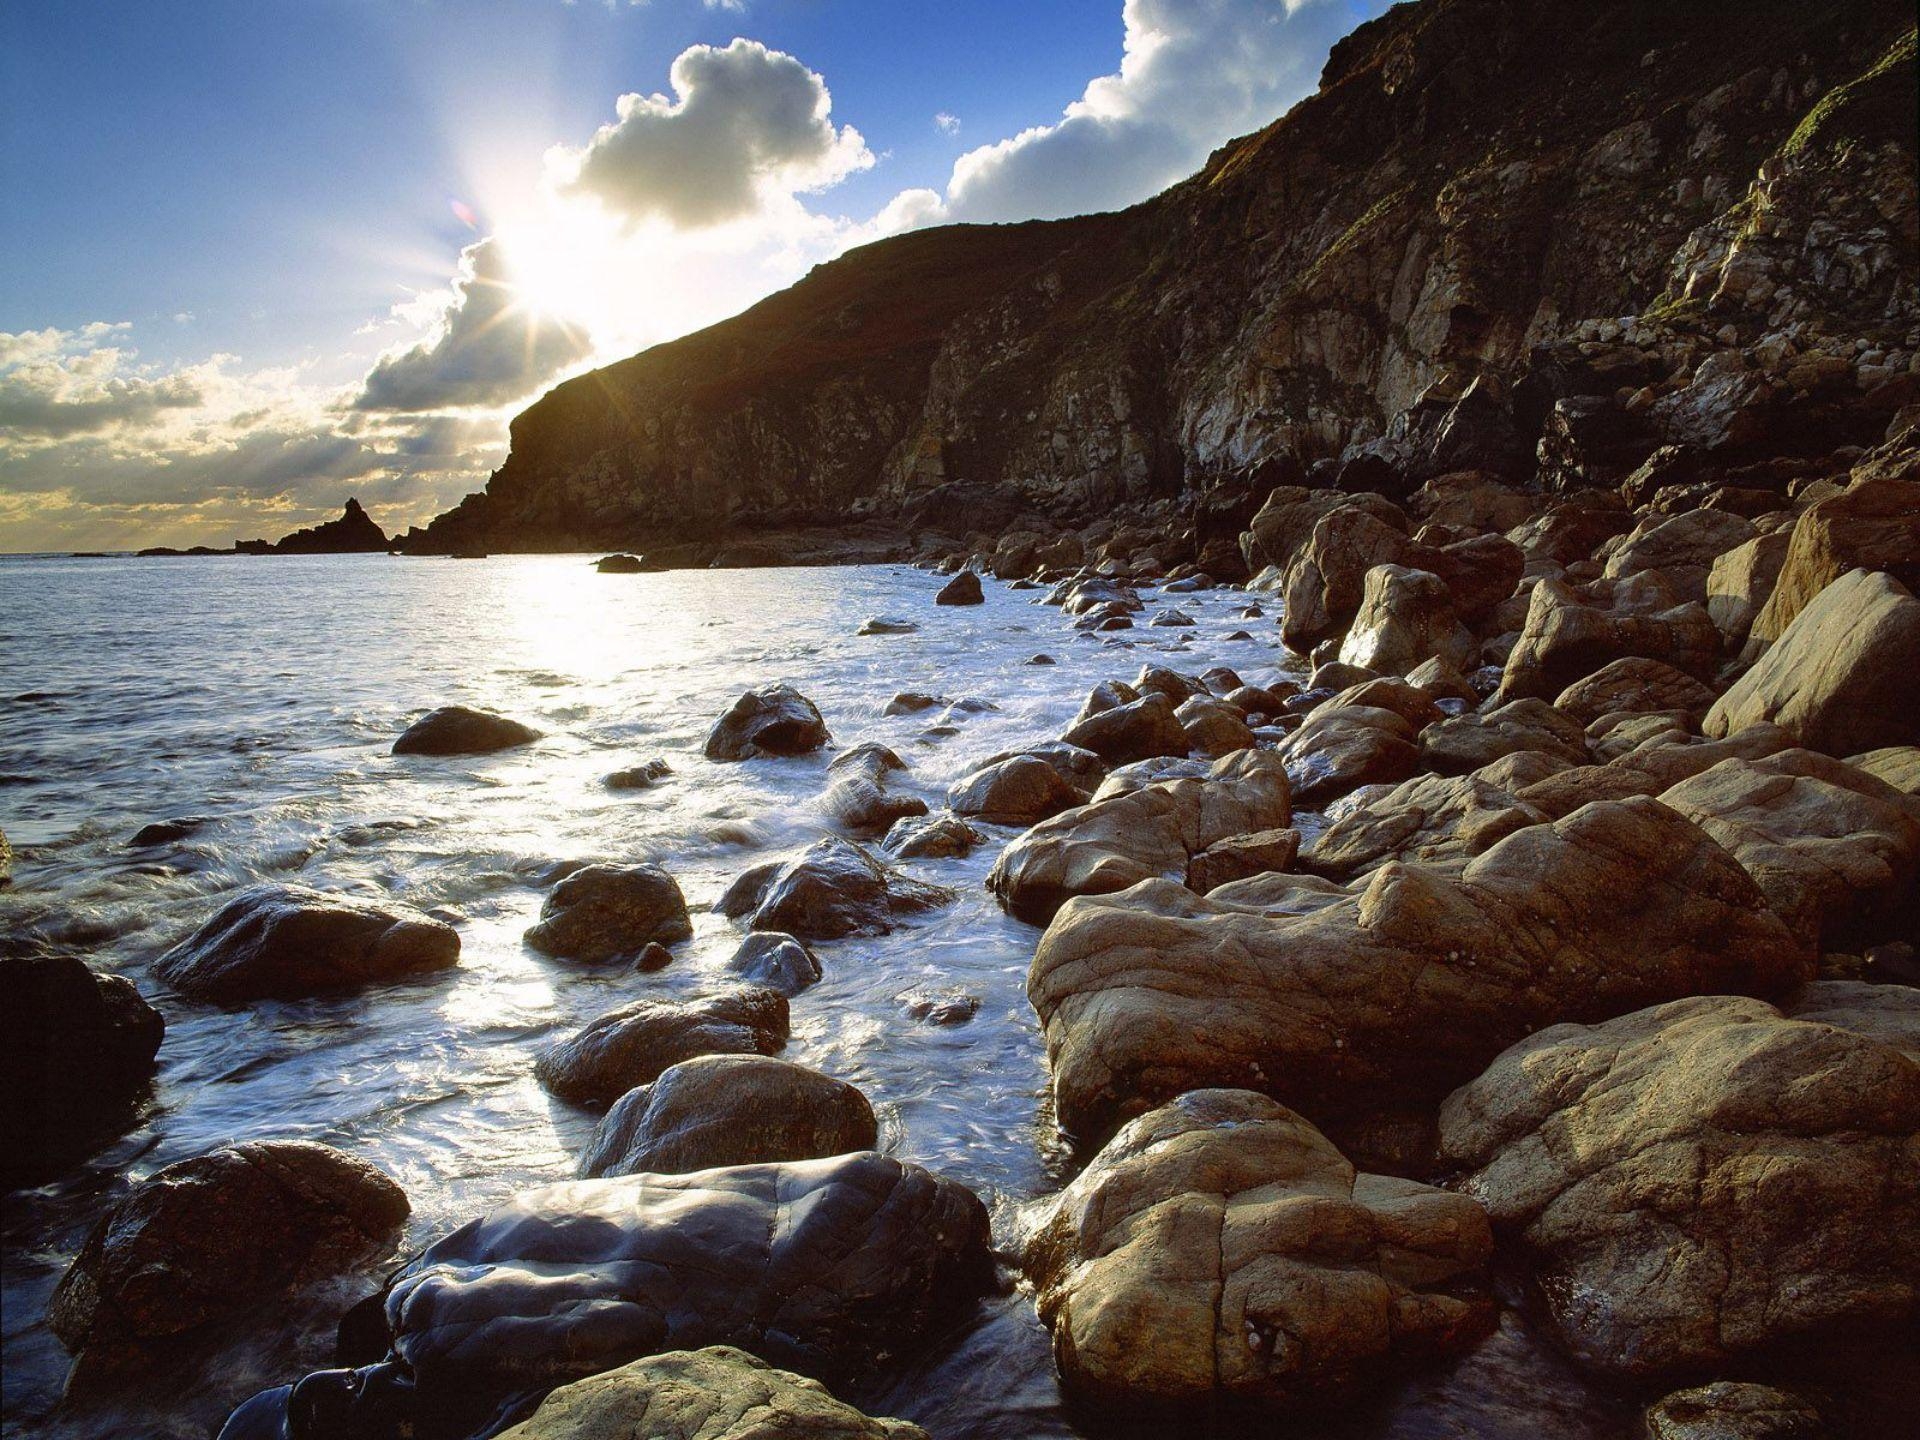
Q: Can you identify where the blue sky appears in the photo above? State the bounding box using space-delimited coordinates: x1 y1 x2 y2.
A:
1 0 1386 550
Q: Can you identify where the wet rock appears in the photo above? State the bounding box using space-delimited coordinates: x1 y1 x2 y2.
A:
818 775 928 838
989 750 1290 925
604 758 671 790
898 987 980 1026
525 864 693 963
882 691 943 715
493 1347 929 1440
1644 1383 1826 1440
578 1055 874 1178
632 942 673 973
155 885 460 1002
882 814 982 859
747 837 953 940
595 554 644 574
724 931 822 997
1 948 164 1185
1027 653 1056 666
934 571 984 605
1025 1090 1493 1412
536 988 791 1107
1274 704 1419 807
1439 988 1920 1379
1030 797 1810 1145
1417 698 1589 774
1706 569 1920 755
129 816 212 847
1498 578 1718 702
392 706 541 756
716 859 785 919
234 1154 992 1439
1060 691 1190 765
1746 476 1920 649
859 616 919 635
705 684 831 761
50 1141 407 1379
1174 695 1256 758
949 755 1085 825
1337 565 1474 677
1553 656 1718 727
1186 827 1300 893
1405 655 1479 705
1149 608 1196 628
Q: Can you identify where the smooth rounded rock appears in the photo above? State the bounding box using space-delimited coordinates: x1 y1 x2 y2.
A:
536 988 790 1108
705 685 831 762
392 706 541 756
524 864 693 963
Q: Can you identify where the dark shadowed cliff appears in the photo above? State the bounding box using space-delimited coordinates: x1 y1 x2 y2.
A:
405 0 1918 557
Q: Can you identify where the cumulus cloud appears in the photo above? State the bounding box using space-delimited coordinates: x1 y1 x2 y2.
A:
548 38 872 229
0 324 206 439
931 0 1369 224
353 236 593 412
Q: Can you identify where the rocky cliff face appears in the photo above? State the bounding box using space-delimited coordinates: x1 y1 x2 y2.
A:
406 0 1917 558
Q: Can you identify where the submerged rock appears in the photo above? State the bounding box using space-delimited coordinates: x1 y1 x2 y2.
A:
536 988 790 1107
705 684 831 761
859 616 919 635
882 814 982 859
524 864 693 963
1026 1090 1492 1412
578 1055 876 1178
724 931 822 996
595 553 644 573
224 1154 993 1440
155 885 459 1001
392 706 542 756
128 816 212 847
50 1141 407 1380
604 758 671 790
1 948 164 1185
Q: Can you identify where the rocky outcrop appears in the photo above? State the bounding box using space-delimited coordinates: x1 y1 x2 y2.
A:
1438 987 1920 1378
224 1154 993 1440
270 499 389 555
156 885 460 1001
1024 1090 1492 1412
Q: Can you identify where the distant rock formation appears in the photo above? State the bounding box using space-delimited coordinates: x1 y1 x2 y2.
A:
270 498 390 554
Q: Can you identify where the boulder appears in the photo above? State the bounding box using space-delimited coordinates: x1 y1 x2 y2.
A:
155 885 459 1001
1850 745 1920 796
934 571 984 605
1029 797 1810 1145
1274 705 1420 808
1706 569 1920 755
881 814 982 859
1337 565 1475 677
745 838 953 941
1299 756 1567 881
704 685 831 761
817 775 928 838
988 751 1291 924
1423 533 1525 624
50 1141 407 1378
2 949 164 1185
595 554 643 574
227 1154 993 1440
898 987 980 1025
1025 1090 1493 1412
1186 828 1301 894
578 1055 875 1178
493 1347 928 1440
948 755 1085 825
1499 578 1719 702
1602 510 1758 602
524 865 693 963
1417 698 1589 774
1706 531 1792 647
1746 476 1920 647
535 988 790 1108
858 616 919 635
1553 657 1718 727
1438 988 1920 1378
1644 1383 1825 1440
723 932 822 997
1061 692 1190 765
1173 695 1256 758
604 758 671 790
1279 502 1414 654
392 706 541 756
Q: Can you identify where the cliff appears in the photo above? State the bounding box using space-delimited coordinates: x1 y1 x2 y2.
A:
405 0 1918 558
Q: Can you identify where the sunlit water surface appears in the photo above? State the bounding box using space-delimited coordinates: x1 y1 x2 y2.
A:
1 554 1639 1440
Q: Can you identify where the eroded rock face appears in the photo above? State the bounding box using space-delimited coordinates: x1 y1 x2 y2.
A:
230 1154 993 1440
524 865 693 963
745 838 953 940
2 948 164 1185
1029 797 1810 1144
156 885 459 1002
989 750 1291 924
1025 1090 1493 1413
578 1055 875 1179
392 707 541 756
536 988 790 1108
1438 988 1920 1379
50 1141 408 1379
1706 568 1920 756
705 685 831 761
494 1347 929 1440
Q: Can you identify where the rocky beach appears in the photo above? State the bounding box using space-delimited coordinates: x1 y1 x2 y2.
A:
5 0 1920 1437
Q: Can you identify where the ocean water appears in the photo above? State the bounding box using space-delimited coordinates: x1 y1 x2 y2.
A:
0 553 1635 1439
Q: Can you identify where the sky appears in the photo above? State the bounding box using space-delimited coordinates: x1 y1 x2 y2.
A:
0 0 1388 552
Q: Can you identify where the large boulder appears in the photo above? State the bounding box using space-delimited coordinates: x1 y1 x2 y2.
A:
1336 565 1475 677
1280 503 1414 654
988 751 1291 925
50 1141 407 1380
1705 530 1792 647
2 948 164 1185
1438 987 1920 1379
224 1154 993 1440
1499 578 1719 703
934 571 984 605
1705 569 1920 755
392 706 540 756
1274 704 1420 808
1745 476 1920 648
740 838 952 941
155 885 459 1002
535 988 790 1108
1553 656 1718 727
948 754 1086 825
578 1055 875 1179
1602 510 1758 602
493 1348 928 1440
705 685 831 761
1060 692 1189 765
524 865 692 963
1024 1090 1493 1413
1174 696 1257 758
1416 697 1589 774
1028 797 1810 1145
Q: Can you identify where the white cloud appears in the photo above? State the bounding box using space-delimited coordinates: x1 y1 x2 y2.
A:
0 325 204 439
353 236 594 412
547 38 872 230
934 111 960 135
